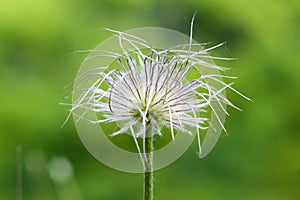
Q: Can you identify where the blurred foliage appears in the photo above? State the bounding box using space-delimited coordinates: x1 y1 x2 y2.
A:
1 0 300 199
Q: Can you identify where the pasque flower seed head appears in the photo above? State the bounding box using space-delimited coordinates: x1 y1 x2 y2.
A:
64 22 249 170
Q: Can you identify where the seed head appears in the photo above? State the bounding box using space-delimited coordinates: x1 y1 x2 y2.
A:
64 24 249 168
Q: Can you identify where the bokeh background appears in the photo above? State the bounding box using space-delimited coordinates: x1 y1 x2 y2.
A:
1 0 300 199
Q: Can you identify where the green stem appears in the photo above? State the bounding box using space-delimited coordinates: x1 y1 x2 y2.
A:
144 126 154 200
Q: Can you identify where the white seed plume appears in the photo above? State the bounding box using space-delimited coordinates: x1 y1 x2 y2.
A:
64 25 249 169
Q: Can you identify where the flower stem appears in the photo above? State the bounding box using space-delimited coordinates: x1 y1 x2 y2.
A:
144 126 154 200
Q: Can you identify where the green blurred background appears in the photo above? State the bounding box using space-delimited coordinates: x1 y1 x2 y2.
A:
1 0 300 199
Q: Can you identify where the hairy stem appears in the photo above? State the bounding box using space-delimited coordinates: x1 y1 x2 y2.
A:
144 126 154 200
